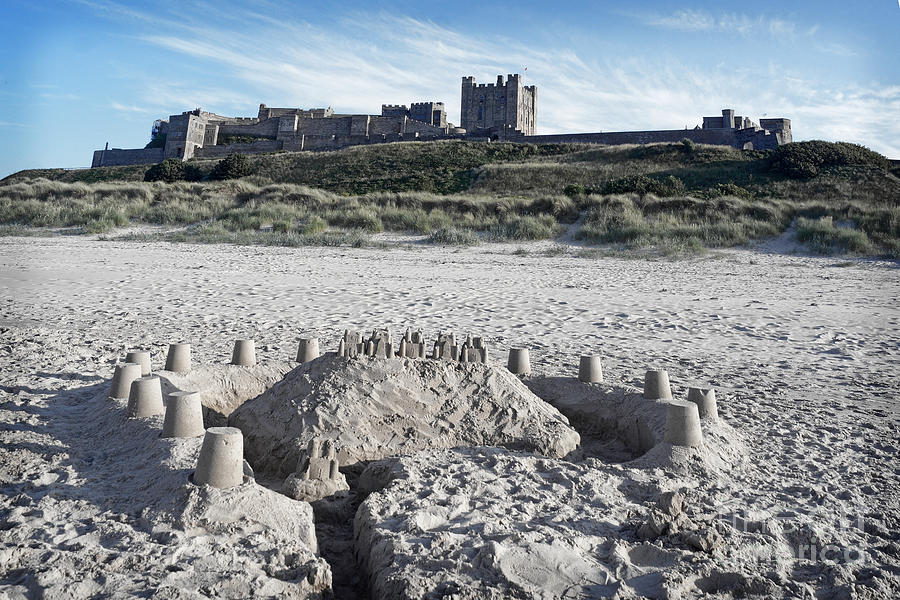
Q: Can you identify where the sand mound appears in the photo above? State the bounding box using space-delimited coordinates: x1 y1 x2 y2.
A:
160 362 293 424
526 376 745 472
0 378 330 599
355 448 784 600
228 353 580 478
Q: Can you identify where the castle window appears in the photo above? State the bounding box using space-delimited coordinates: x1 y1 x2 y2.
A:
478 107 483 120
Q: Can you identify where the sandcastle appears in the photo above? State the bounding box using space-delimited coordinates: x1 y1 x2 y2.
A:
283 438 349 502
337 327 490 364
399 328 427 359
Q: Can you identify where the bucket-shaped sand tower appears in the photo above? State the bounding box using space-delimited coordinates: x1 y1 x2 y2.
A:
125 350 151 376
507 348 531 375
231 339 256 367
110 362 142 400
663 401 703 447
643 369 672 400
578 355 603 383
127 375 165 418
296 338 320 363
162 391 205 438
193 427 244 489
687 387 718 421
165 343 191 373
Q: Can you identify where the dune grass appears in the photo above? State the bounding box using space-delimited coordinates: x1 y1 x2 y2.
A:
2 140 897 256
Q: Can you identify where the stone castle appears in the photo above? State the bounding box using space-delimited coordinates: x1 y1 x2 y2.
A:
91 73 791 167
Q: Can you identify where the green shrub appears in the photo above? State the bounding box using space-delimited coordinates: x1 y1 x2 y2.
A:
770 141 889 178
701 182 754 200
144 159 185 183
211 153 252 180
563 183 587 197
602 174 686 197
429 226 479 245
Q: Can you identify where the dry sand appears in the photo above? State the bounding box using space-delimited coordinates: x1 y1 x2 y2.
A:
1 235 898 598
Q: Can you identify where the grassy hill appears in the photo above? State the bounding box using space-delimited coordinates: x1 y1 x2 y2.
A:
2 140 898 256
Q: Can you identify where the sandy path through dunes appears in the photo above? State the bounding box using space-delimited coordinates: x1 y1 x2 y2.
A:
1 236 898 597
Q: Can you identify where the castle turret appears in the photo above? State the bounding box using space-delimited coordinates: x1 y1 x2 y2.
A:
460 73 536 137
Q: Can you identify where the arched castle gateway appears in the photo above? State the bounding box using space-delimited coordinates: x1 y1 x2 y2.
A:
91 74 791 167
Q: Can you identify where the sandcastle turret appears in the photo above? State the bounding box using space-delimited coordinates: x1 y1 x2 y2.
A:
165 343 191 373
454 334 488 364
193 427 245 489
127 375 165 418
362 329 393 358
110 362 142 399
297 338 320 363
125 350 151 376
231 339 256 367
507 348 531 375
282 438 349 502
399 328 426 358
433 332 458 361
339 330 365 358
663 402 703 447
578 355 603 383
644 369 672 400
162 391 205 438
687 387 718 420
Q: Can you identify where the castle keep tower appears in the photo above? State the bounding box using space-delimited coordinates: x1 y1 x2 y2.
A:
461 74 536 137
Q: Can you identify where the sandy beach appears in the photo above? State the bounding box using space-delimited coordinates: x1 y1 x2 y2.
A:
1 235 898 598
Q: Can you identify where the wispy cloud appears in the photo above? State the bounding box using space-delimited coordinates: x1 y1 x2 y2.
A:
631 8 817 39
110 102 154 114
82 2 899 157
815 42 860 57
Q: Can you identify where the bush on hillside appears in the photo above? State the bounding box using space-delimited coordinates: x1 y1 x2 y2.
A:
770 141 889 178
702 182 754 200
144 158 185 183
211 153 252 180
601 174 686 197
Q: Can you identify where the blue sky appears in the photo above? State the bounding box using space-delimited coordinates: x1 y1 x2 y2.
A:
1 0 898 177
